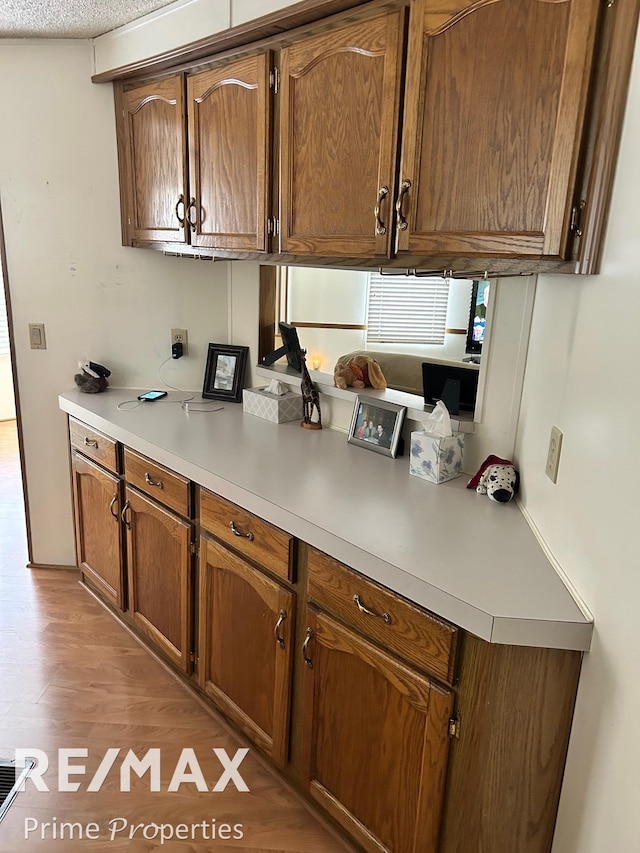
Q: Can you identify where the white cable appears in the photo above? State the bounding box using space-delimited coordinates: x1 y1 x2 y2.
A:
157 355 194 403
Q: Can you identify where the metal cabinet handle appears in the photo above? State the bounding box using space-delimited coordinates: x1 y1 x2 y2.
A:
274 609 287 648
144 472 164 489
374 185 389 235
187 198 197 232
109 493 119 520
175 194 185 226
229 521 254 541
302 628 314 668
353 593 391 624
84 437 98 448
395 179 411 231
121 500 131 530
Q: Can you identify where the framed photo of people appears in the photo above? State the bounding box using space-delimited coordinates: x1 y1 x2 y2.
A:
347 396 406 458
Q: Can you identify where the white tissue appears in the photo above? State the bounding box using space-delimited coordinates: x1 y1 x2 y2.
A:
421 400 453 438
266 379 287 396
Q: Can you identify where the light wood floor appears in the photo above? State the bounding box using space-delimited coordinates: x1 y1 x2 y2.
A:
0 420 350 852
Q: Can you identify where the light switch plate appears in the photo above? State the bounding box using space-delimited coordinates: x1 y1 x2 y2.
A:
545 426 563 483
28 323 46 350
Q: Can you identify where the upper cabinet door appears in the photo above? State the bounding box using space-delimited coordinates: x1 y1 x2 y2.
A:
279 10 406 258
187 53 271 252
396 0 600 260
120 75 188 245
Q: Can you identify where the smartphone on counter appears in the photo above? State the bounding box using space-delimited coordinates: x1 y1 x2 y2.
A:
137 390 168 401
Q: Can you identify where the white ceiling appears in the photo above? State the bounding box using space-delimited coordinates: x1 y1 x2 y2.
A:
0 0 180 39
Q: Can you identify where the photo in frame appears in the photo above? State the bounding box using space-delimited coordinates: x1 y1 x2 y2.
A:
202 344 249 402
347 396 406 458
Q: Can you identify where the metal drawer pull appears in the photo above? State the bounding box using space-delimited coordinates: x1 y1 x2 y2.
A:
187 198 197 232
175 194 185 226
274 610 287 648
84 437 98 448
395 179 411 231
121 500 131 530
353 594 392 624
109 494 119 520
229 521 254 541
374 185 389 235
302 628 314 668
145 472 164 489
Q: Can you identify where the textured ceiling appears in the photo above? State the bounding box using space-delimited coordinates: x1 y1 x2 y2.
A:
0 0 181 39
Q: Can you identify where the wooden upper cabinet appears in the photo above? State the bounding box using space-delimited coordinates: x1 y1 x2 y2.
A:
187 53 271 251
119 75 188 245
396 0 600 260
279 10 406 258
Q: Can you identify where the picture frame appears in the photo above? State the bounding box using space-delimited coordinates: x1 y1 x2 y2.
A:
202 343 248 402
347 396 406 458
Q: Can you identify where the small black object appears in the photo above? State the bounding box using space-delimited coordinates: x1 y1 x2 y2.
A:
137 391 168 401
422 362 479 415
261 322 303 373
171 342 183 359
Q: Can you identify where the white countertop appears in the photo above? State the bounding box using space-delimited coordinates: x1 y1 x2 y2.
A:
59 388 593 651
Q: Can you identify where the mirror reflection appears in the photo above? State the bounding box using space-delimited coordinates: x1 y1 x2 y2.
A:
276 267 487 398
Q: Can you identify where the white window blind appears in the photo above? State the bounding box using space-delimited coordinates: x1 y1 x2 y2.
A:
366 273 450 344
0 279 9 356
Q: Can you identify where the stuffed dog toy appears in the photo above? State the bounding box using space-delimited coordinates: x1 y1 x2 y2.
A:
467 454 519 503
74 360 111 393
334 353 387 391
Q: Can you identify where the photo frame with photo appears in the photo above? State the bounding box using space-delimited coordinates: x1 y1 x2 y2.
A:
347 396 406 458
202 344 248 402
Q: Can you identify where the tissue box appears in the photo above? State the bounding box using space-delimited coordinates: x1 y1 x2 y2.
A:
409 432 465 484
242 387 302 423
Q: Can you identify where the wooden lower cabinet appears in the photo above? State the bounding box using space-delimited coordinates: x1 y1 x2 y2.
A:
123 486 192 672
198 535 294 767
71 450 125 609
300 606 453 853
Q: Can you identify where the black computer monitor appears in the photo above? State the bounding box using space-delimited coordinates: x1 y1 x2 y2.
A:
465 280 490 357
422 361 479 416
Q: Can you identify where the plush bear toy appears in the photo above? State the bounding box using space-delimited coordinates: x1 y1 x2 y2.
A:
467 454 520 503
74 360 111 394
333 353 387 391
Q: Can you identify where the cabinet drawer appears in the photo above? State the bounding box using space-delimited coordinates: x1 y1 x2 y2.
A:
307 547 458 685
200 489 293 582
69 417 119 474
123 448 190 518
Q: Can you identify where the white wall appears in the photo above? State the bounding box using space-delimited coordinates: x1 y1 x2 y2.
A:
515 25 640 853
0 40 230 566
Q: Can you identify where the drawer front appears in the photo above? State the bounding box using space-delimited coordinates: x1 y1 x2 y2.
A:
69 417 119 474
200 489 293 582
307 548 458 685
124 448 190 518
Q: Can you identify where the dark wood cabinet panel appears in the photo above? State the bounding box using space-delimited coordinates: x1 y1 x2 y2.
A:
124 486 192 672
71 451 125 610
118 75 188 245
198 536 294 766
300 607 453 853
279 9 405 257
397 0 600 260
187 53 272 251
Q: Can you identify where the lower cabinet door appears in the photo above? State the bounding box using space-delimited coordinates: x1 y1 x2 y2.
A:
71 451 125 609
301 607 453 853
198 536 294 766
124 486 192 672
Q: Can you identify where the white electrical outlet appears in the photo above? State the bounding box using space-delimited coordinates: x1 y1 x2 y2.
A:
170 328 188 356
545 426 563 483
